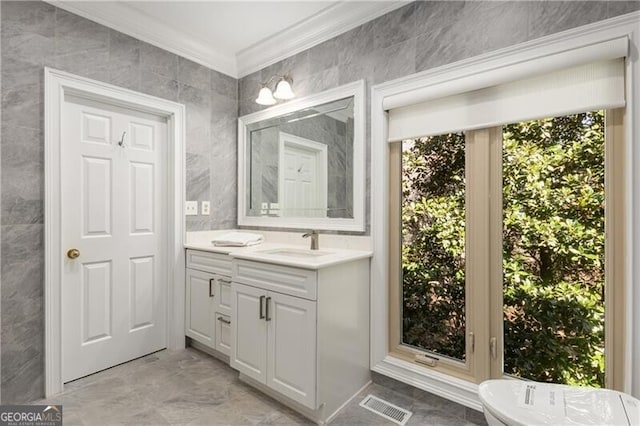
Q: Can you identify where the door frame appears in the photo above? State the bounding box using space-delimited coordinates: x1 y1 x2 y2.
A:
278 132 328 218
44 68 186 396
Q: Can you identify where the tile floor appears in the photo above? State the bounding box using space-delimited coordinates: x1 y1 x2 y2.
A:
34 347 487 425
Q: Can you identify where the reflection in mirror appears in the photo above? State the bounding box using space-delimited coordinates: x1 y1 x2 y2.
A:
247 97 354 219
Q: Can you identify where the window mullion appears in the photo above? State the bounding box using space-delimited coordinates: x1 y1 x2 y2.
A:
488 126 505 379
465 128 494 382
605 108 626 391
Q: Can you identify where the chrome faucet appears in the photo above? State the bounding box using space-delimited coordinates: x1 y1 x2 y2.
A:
302 230 319 250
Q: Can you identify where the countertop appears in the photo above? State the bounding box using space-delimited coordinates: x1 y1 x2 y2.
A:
184 241 372 270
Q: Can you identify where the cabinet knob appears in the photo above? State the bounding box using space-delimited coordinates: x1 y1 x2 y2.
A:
67 248 80 259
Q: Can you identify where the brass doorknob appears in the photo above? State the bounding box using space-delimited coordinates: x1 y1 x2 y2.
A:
67 248 80 259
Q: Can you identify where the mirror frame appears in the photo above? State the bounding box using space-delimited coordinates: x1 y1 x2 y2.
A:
238 80 366 232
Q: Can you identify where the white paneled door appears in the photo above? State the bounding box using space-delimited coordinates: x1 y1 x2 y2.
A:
61 95 168 382
278 133 327 218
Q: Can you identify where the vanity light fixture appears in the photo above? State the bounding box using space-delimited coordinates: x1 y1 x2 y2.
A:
256 86 276 105
255 75 295 105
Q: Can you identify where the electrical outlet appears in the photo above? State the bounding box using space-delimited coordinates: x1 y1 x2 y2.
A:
185 201 198 216
201 201 210 215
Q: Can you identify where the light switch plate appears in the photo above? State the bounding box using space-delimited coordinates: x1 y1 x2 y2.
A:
185 201 198 216
201 201 210 215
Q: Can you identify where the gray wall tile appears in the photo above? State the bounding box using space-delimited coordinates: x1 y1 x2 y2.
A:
179 57 211 92
309 38 340 71
54 8 109 60
180 82 213 154
139 70 179 102
211 70 237 99
373 37 416 84
281 50 310 84
1 224 44 404
1 1 54 37
2 31 54 67
1 125 43 225
528 1 609 39
414 1 466 36
108 30 141 91
2 80 42 130
140 43 178 80
608 1 640 17
372 2 417 50
481 2 530 51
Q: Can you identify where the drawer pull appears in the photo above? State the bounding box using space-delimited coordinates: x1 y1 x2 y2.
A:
217 316 231 325
259 295 265 319
209 279 215 297
218 278 232 284
265 296 272 321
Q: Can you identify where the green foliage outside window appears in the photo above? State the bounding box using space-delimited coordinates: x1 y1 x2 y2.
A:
402 111 605 387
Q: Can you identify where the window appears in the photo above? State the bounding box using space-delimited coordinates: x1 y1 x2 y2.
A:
389 109 625 388
400 133 466 363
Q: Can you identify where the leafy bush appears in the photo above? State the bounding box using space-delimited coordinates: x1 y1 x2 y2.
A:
402 112 605 386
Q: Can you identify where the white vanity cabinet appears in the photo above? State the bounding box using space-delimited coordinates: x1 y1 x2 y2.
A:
185 249 233 356
230 257 370 422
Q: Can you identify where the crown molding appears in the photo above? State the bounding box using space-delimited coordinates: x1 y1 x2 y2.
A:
235 1 409 78
47 1 409 79
48 1 238 77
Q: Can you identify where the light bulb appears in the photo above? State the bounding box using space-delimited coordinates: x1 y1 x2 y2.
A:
255 87 276 105
273 79 295 100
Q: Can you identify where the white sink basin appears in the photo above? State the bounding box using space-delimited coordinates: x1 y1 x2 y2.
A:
259 248 333 258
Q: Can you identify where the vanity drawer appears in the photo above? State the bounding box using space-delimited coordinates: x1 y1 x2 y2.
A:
215 277 232 316
187 249 232 276
215 313 231 356
232 260 317 300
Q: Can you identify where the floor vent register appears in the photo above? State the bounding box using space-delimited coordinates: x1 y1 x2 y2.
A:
359 394 413 426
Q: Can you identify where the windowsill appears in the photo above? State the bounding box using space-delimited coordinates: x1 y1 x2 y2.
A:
372 355 482 411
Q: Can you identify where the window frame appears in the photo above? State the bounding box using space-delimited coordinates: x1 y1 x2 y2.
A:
389 117 624 388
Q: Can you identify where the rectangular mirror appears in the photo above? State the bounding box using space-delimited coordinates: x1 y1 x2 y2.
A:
238 80 365 231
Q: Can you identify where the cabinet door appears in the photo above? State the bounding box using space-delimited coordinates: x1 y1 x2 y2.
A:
231 282 267 383
266 291 317 409
185 269 216 348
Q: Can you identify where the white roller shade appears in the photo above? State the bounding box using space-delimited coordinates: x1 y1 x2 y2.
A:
388 58 626 141
383 36 628 111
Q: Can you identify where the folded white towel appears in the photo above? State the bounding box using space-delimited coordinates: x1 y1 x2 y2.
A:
212 232 264 247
